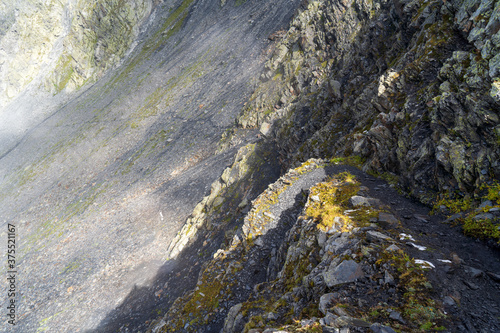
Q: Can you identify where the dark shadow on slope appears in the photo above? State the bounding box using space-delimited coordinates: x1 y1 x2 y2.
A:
87 252 200 333
88 140 282 333
86 163 367 332
209 192 309 333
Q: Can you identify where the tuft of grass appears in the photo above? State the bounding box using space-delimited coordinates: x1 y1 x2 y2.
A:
433 182 500 243
432 193 472 214
329 155 366 167
306 172 362 232
376 250 446 331
482 181 500 205
463 216 500 242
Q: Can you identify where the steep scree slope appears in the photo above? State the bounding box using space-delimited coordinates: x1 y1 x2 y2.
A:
0 0 157 153
0 0 302 331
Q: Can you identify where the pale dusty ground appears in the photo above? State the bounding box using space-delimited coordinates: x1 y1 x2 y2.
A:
0 0 301 331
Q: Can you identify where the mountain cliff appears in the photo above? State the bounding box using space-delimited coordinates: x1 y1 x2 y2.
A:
0 0 499 332
0 0 155 104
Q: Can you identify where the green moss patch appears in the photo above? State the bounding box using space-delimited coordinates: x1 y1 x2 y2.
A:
371 250 447 331
306 172 366 232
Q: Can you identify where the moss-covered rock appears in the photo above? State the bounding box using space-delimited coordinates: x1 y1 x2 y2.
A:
235 0 500 208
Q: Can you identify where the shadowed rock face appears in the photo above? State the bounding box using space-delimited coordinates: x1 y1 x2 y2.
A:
238 0 500 202
0 0 301 331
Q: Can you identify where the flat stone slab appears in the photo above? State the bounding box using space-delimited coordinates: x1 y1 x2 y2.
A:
349 195 382 208
323 260 364 287
473 213 494 220
377 212 399 228
384 244 401 252
370 323 397 333
366 230 393 242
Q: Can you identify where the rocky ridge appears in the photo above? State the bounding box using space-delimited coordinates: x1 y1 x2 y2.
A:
237 0 500 204
147 159 500 332
1 0 500 332
143 0 500 332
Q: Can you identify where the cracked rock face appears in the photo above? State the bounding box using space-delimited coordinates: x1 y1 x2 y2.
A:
238 0 500 203
0 0 155 107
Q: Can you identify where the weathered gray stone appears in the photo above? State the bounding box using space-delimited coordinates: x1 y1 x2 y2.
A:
384 244 401 252
366 230 393 242
473 213 494 220
260 122 272 136
464 265 484 278
333 316 371 328
443 296 456 307
324 234 357 256
370 323 398 333
321 312 338 326
323 260 364 287
489 53 500 78
479 200 494 209
349 195 381 207
317 231 327 248
222 303 243 333
319 293 336 315
389 310 405 324
444 212 465 223
384 270 395 286
329 79 342 99
332 305 349 317
377 212 399 228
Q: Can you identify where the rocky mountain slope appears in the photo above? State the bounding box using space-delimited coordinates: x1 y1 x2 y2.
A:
146 159 500 333
0 0 302 331
0 0 156 152
0 0 499 332
144 0 500 332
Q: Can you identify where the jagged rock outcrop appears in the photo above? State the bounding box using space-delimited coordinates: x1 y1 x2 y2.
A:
237 0 500 203
147 159 500 332
0 0 155 109
166 141 281 260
